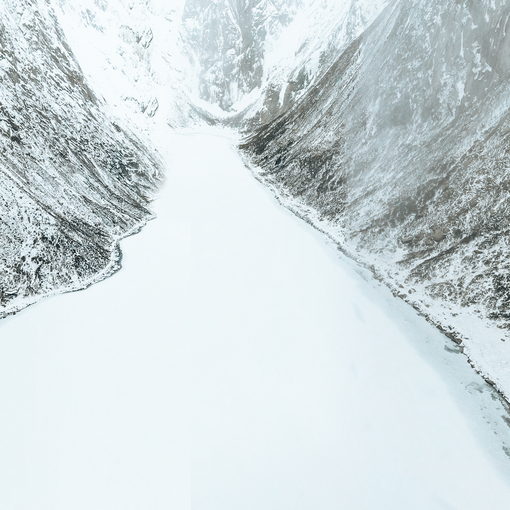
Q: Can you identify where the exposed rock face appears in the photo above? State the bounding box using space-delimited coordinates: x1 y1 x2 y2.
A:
239 0 389 126
0 0 160 316
241 0 510 396
182 0 302 111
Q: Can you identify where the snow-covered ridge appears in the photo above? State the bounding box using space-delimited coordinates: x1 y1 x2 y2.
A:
181 0 302 112
55 0 194 131
0 0 160 317
179 0 390 125
241 0 510 399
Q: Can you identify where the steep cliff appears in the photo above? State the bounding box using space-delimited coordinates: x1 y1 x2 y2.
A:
239 0 389 125
0 0 160 316
241 0 510 397
181 0 302 112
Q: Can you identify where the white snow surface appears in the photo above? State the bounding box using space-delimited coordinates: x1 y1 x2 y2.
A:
1 129 510 509
56 0 193 129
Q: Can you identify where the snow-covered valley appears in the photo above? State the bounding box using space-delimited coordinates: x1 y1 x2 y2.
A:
3 0 510 506
1 131 510 509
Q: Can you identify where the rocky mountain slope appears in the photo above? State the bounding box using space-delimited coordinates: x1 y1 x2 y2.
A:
181 0 302 113
0 0 160 316
241 0 510 398
238 0 390 126
55 0 196 130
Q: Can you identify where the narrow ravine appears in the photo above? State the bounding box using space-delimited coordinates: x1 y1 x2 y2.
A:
1 130 510 509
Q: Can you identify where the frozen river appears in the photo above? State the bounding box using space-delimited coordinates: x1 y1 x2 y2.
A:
0 130 509 509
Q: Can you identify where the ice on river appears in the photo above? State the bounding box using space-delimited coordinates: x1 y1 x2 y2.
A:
0 130 509 509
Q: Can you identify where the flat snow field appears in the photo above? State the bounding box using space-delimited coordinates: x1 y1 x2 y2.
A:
1 130 510 510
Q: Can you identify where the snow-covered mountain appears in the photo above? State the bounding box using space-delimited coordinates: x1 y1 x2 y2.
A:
0 0 160 317
55 0 195 130
181 0 302 113
238 0 390 125
241 0 510 398
180 0 388 124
